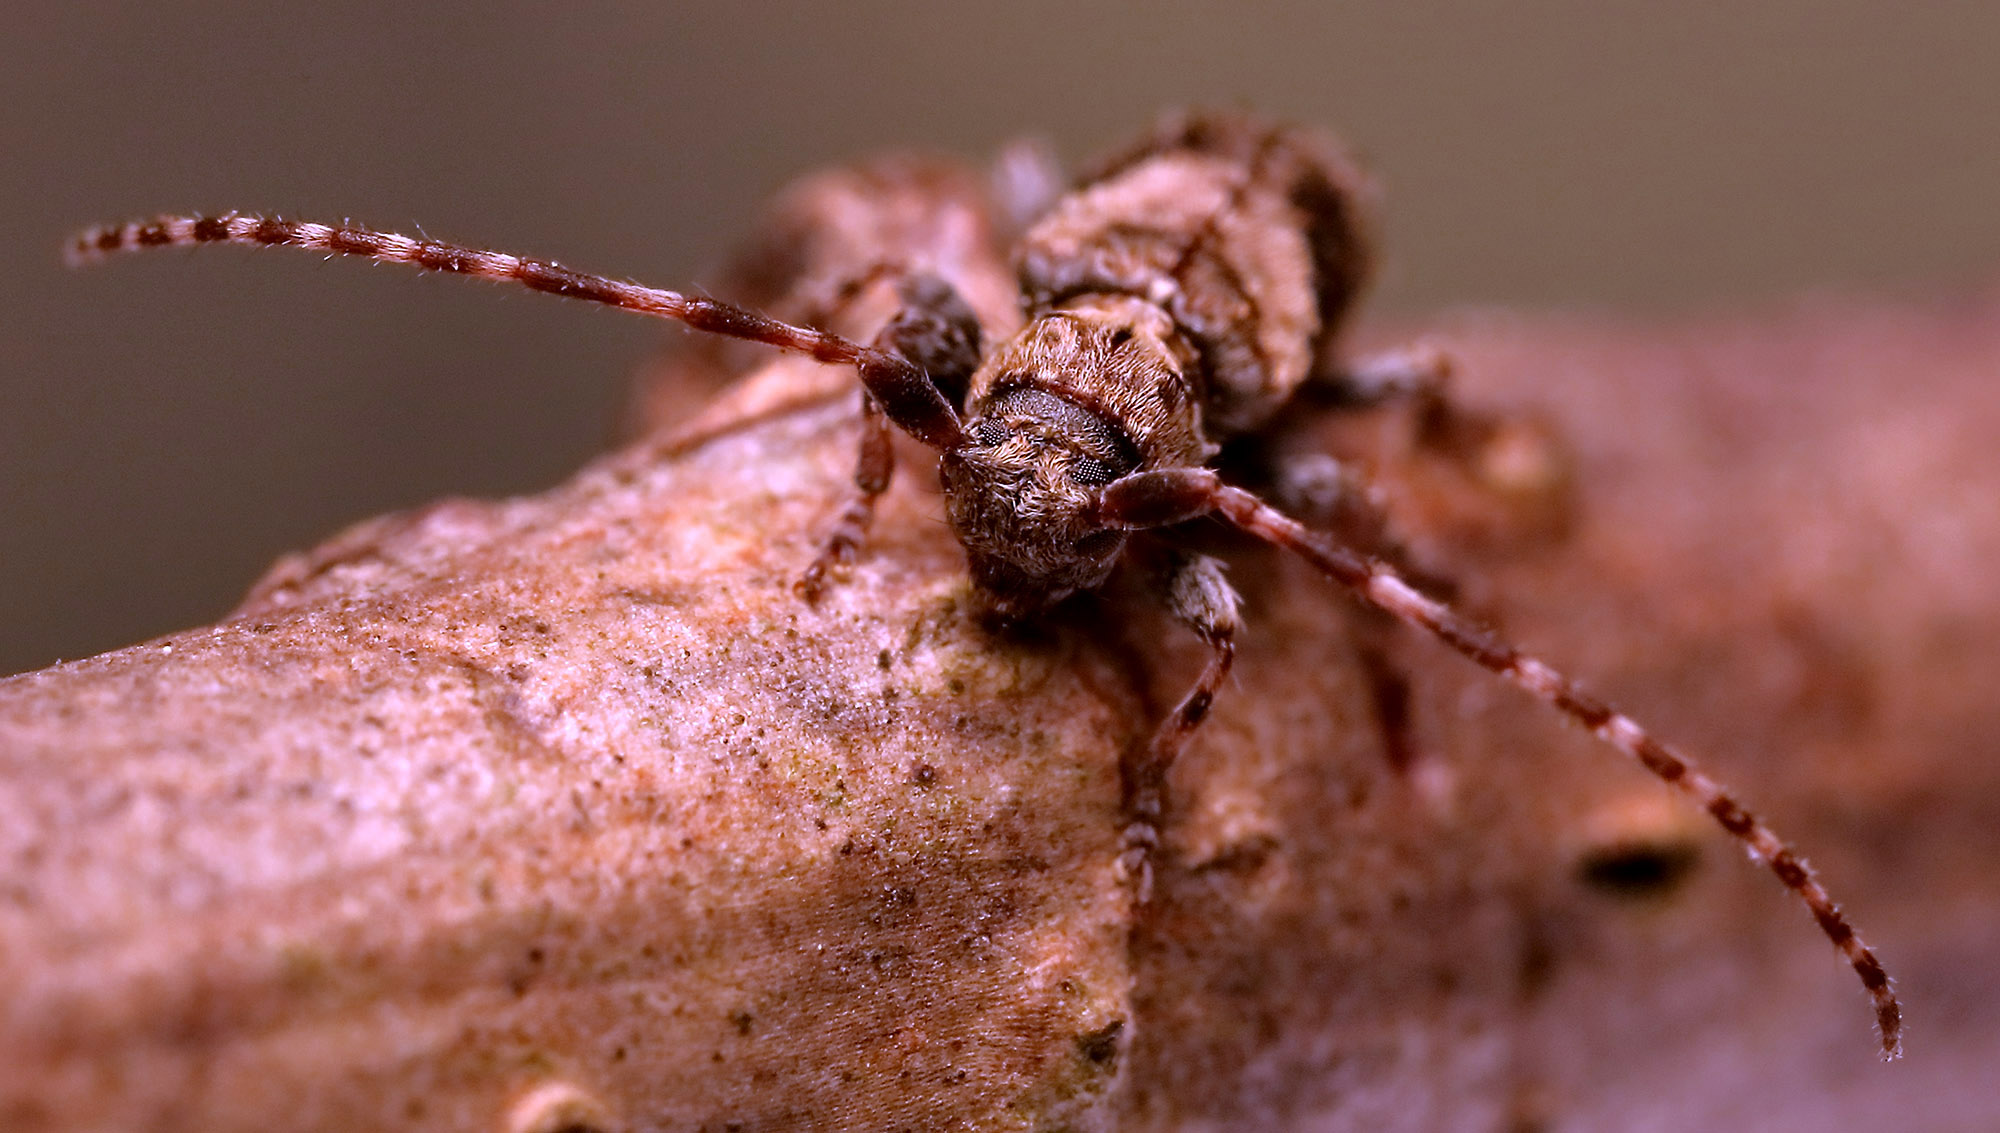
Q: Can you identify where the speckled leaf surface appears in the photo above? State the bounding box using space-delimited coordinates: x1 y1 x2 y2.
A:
4 264 1998 1129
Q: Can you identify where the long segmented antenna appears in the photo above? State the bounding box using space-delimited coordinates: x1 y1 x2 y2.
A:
1100 468 1902 1059
1219 486 1904 1058
79 213 1902 1058
69 213 966 451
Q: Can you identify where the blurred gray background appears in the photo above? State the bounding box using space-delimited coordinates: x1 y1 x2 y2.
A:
4 2 1998 676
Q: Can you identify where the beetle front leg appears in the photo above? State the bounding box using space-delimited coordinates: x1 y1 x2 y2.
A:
797 274 984 600
1119 551 1241 902
796 390 895 601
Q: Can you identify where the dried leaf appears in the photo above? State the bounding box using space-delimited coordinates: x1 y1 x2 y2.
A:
5 246 1997 1131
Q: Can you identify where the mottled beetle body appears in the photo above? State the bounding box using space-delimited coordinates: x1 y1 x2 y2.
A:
71 112 1903 1059
948 118 1367 615
1019 116 1369 435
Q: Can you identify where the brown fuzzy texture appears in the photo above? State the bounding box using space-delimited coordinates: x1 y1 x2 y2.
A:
9 181 2000 1128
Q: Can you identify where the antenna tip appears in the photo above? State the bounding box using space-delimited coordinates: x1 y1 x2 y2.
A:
1876 996 1904 1061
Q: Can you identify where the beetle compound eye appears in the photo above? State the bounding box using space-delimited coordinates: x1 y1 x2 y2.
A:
973 418 1009 446
1075 530 1124 559
1072 456 1119 486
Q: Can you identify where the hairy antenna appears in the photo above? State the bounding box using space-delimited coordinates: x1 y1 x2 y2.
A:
68 213 966 450
1100 467 1903 1059
77 185 1902 1059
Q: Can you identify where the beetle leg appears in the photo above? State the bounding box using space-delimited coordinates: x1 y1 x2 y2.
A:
1118 551 1241 902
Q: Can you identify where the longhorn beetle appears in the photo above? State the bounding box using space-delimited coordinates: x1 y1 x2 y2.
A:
70 112 1901 1059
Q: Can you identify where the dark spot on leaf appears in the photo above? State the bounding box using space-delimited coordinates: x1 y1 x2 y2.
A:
1577 840 1700 899
1076 1019 1125 1068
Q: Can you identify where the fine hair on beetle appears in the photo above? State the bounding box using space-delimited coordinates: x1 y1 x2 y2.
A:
70 111 1902 1060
